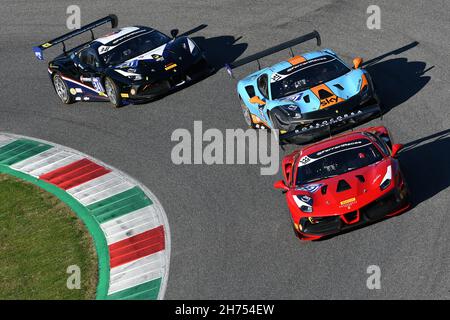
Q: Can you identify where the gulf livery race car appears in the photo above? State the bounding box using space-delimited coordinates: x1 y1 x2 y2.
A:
33 15 211 107
225 31 382 144
274 126 410 240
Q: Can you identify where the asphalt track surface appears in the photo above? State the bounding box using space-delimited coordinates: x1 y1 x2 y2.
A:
1 0 449 299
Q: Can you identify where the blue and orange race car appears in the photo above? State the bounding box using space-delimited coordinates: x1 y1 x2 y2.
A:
226 31 382 144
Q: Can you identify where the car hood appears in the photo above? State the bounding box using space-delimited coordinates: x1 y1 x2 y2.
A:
112 36 198 76
275 69 365 113
290 158 392 216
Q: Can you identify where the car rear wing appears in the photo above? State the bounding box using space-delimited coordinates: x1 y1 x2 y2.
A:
32 14 118 60
279 104 383 146
225 30 321 77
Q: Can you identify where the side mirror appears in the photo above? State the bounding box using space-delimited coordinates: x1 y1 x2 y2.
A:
249 96 266 105
391 143 404 158
170 29 179 39
353 57 363 69
274 180 289 192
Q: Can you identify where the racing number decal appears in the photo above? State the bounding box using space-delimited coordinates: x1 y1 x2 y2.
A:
92 77 105 93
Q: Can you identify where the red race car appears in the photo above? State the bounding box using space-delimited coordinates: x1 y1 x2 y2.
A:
274 126 411 240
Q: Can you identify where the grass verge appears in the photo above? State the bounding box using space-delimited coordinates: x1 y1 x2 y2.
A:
0 174 97 299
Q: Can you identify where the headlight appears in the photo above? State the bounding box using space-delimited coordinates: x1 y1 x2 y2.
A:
127 74 143 81
380 179 391 190
280 105 302 119
379 165 392 190
294 195 313 212
185 38 200 55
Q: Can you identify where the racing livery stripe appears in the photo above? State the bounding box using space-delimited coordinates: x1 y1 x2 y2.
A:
61 75 103 94
0 133 170 300
287 55 306 65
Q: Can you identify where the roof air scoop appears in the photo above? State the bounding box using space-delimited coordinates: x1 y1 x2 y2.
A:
336 179 351 192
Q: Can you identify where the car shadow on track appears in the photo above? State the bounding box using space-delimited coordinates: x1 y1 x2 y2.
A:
130 31 247 106
363 41 432 114
399 128 450 206
192 35 248 71
316 129 450 241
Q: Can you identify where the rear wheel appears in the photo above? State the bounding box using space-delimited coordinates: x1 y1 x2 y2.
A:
52 73 73 104
104 77 122 108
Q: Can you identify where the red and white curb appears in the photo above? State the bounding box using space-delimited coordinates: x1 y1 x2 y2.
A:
0 133 170 300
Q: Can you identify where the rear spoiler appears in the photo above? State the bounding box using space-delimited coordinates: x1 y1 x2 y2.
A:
32 14 118 60
225 30 321 77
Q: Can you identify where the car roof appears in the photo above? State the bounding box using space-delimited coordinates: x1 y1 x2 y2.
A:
299 130 374 157
93 26 152 45
269 50 333 73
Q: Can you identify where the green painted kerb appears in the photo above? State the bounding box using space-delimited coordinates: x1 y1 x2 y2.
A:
0 165 110 300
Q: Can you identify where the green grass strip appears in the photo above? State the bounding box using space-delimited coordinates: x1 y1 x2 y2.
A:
0 166 110 299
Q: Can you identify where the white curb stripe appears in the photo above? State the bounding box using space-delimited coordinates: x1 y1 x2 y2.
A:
11 149 83 177
72 179 135 206
66 171 119 195
0 136 15 148
100 205 160 245
108 252 165 295
66 171 136 206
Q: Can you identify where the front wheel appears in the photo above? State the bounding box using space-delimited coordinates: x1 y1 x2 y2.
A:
104 77 123 108
52 73 73 104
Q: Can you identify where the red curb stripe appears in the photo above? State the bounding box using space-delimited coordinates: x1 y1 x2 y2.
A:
40 158 110 190
109 225 165 268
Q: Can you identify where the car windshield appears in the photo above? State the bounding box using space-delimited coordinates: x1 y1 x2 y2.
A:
100 30 170 66
296 139 383 185
271 56 350 99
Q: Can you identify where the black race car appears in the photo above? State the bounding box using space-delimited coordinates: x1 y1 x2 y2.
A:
33 15 211 107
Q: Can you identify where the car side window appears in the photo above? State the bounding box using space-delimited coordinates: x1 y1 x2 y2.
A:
79 49 101 70
257 74 269 99
370 133 391 155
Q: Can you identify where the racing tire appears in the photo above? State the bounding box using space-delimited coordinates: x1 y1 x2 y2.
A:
52 73 74 104
239 96 256 129
104 77 123 108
